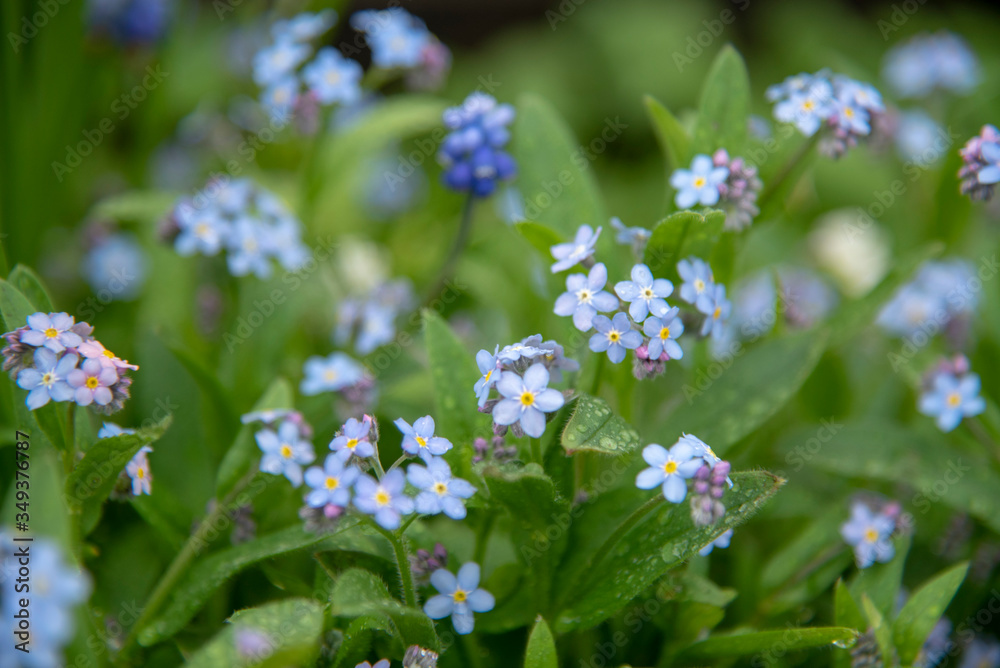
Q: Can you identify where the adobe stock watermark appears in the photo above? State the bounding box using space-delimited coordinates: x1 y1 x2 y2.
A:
579 594 666 668
52 65 170 182
672 0 752 72
877 0 930 40
775 418 844 477
7 0 72 53
77 266 144 321
545 0 587 30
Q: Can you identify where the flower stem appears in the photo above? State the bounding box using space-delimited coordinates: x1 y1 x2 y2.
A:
530 437 543 464
474 514 493 564
371 520 418 608
370 439 387 479
588 354 606 397
757 132 820 210
424 193 476 306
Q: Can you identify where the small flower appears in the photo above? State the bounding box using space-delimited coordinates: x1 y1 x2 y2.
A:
496 336 547 364
677 257 715 304
698 529 733 556
174 206 230 256
610 216 651 256
353 469 414 530
550 225 601 273
589 312 643 364
260 75 299 119
21 312 84 352
959 125 1000 201
474 346 500 407
841 501 896 569
272 10 336 43
98 422 135 438
351 8 431 69
769 73 835 136
553 262 618 331
395 415 453 460
330 416 376 460
301 352 365 395
304 454 360 508
423 562 495 635
16 348 78 409
407 456 476 519
125 446 153 496
697 283 731 340
226 219 272 279
437 92 516 197
537 339 579 382
882 31 979 99
492 363 565 438
410 544 449 586
302 47 363 106
67 358 118 407
919 371 985 432
670 155 729 208
958 637 1000 668
76 339 138 371
256 421 315 486
711 149 763 230
614 263 673 321
635 441 703 503
641 309 684 361
252 37 310 87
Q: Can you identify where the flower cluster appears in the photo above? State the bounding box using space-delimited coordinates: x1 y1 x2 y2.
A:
610 217 651 258
475 336 574 438
636 434 733 525
958 124 1000 202
882 31 979 99
335 278 415 354
0 535 91 667
766 70 886 158
83 230 148 301
709 149 762 231
840 499 899 569
100 423 155 498
919 355 985 433
670 154 729 209
423 562 495 634
253 11 360 119
438 92 517 197
300 351 368 396
350 8 451 89
410 542 448 585
250 410 316 487
166 178 310 279
877 259 977 338
2 312 137 413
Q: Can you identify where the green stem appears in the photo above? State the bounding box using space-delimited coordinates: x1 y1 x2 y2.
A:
63 403 76 474
370 439 386 479
387 454 409 473
588 354 606 397
530 437 542 464
371 521 417 608
424 194 476 306
757 132 820 210
473 514 493 565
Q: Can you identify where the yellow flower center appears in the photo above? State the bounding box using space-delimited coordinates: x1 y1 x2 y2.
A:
346 438 358 450
44 327 58 338
864 527 878 543
520 391 535 407
483 369 492 383
243 238 258 252
693 176 706 189
195 222 211 238
137 468 146 479
103 349 116 358
325 70 341 85
280 444 293 458
325 477 339 490
642 288 654 299
324 369 337 381
433 482 448 495
947 392 962 408
694 278 705 292
453 588 468 603
844 107 855 118
41 372 55 385
85 377 100 389
576 288 592 303
607 330 621 343
375 490 391 506
663 460 678 474
416 436 427 448
659 326 671 340
713 306 722 319
802 99 815 111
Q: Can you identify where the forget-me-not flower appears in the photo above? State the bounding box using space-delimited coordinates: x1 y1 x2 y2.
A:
260 75 300 120
492 363 564 438
636 441 703 503
919 371 985 432
550 225 601 273
610 216 651 255
272 10 336 43
615 263 673 321
437 92 516 197
125 446 153 496
677 257 715 304
589 312 642 364
497 336 546 364
353 469 414 530
474 345 500 407
226 218 273 279
670 155 729 209
301 352 365 395
407 456 476 519
16 348 78 409
256 420 315 486
67 358 118 406
394 415 453 460
423 562 495 634
882 31 979 99
642 308 684 360
304 454 360 508
840 502 895 569
770 73 835 136
98 422 135 438
330 416 376 461
21 312 84 352
697 283 731 340
302 47 363 106
252 38 310 87
553 262 618 331
350 8 431 69
698 528 733 556
173 205 230 256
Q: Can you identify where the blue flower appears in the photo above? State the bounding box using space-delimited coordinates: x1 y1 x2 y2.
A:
635 441 703 503
21 312 84 352
492 363 565 438
407 456 477 519
553 262 619 331
301 352 365 395
882 31 979 98
252 38 310 87
770 73 835 136
98 422 135 438
678 433 731 484
831 96 871 136
350 8 430 69
423 562 495 634
304 454 360 508
437 93 516 197
589 312 642 364
474 346 500 407
67 358 118 407
697 284 731 340
698 528 733 556
16 348 78 409
226 218 272 279
330 416 376 461
670 155 729 208
394 415 453 460
979 143 1000 185
919 371 985 432
260 75 299 120
677 257 715 304
610 216 651 254
895 110 946 165
835 76 885 114
614 263 674 321
538 339 579 383
84 233 148 301
256 420 315 486
958 637 1000 668
840 502 895 569
550 225 601 273
174 205 230 257
497 336 547 364
353 469 414 530
272 10 336 43
302 47 363 106
125 446 153 496
642 308 684 360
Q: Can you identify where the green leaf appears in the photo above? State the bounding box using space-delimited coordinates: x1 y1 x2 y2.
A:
423 310 484 449
8 264 53 310
333 615 396 668
643 209 725 284
691 45 750 155
65 413 172 534
678 626 859 661
554 471 784 631
138 525 344 646
515 221 564 258
835 579 866 631
215 377 294 497
658 330 828 456
524 616 558 668
644 95 691 176
893 562 968 665
0 277 38 334
513 92 606 238
185 598 324 668
330 568 439 651
90 191 177 224
560 394 641 455
861 594 894 666
849 534 911 620
167 343 239 445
